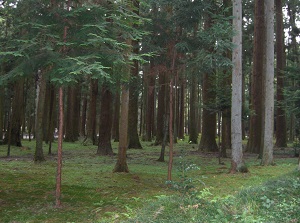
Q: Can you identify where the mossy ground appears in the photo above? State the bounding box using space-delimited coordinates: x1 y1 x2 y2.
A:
0 138 299 222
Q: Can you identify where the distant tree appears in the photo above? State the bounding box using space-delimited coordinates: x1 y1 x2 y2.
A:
97 84 114 155
64 85 80 142
112 80 120 142
188 74 198 144
34 69 47 162
4 80 24 148
275 0 287 148
83 79 98 145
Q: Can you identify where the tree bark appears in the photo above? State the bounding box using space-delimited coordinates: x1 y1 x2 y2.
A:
154 69 167 145
231 0 247 173
275 0 287 148
34 70 47 162
128 34 142 149
261 0 274 165
189 75 198 144
0 88 3 141
84 79 98 145
64 86 79 142
80 93 87 137
145 62 155 141
247 0 265 154
113 84 129 173
112 84 120 142
4 80 24 147
198 13 218 152
97 85 114 155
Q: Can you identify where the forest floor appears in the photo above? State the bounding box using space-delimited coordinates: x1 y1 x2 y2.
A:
0 139 299 222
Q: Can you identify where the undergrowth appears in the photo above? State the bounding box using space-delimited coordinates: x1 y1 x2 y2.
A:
130 172 300 223
0 139 299 222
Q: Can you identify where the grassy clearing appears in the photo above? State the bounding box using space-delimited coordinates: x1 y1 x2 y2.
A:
0 139 299 222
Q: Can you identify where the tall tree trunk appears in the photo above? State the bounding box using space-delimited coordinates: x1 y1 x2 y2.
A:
84 79 98 145
178 78 185 139
231 0 247 173
275 0 287 148
128 13 142 149
221 109 230 158
4 80 24 147
247 0 265 154
97 85 114 155
112 83 120 142
189 75 198 144
198 14 218 152
221 0 232 158
47 85 56 154
155 69 167 145
56 86 64 207
168 77 174 181
65 86 79 142
114 84 130 173
80 93 87 137
0 88 3 141
261 0 275 165
34 70 47 162
145 62 155 141
114 34 131 172
198 73 218 152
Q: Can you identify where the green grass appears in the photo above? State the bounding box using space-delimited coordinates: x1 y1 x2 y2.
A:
0 139 299 222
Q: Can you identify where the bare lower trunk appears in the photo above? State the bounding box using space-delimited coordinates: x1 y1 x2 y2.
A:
275 0 287 148
113 85 129 173
35 70 47 162
248 0 265 155
84 79 98 145
97 85 113 156
231 0 247 173
261 0 274 165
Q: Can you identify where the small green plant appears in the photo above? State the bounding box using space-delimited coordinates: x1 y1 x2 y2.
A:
166 151 203 197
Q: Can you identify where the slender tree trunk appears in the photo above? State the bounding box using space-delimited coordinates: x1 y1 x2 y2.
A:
189 75 198 144
275 0 287 148
261 0 275 165
178 78 185 139
80 93 87 137
113 84 129 173
34 70 47 162
128 37 142 149
47 86 56 155
168 77 174 181
157 114 169 162
231 0 247 173
114 34 131 172
221 0 232 158
221 109 230 158
84 79 98 145
112 83 120 142
155 69 167 145
0 88 3 141
145 62 155 141
64 86 79 142
56 86 64 207
97 85 113 155
247 0 265 154
4 81 24 147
